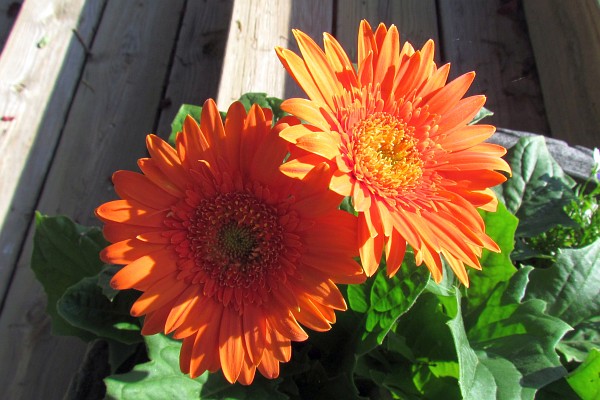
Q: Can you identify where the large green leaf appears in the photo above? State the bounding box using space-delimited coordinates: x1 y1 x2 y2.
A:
168 104 202 146
500 136 576 237
566 348 600 400
556 317 600 363
237 92 287 122
347 253 430 354
31 213 108 340
469 107 493 125
105 334 288 400
450 268 572 400
524 239 600 362
354 292 461 400
464 202 518 309
57 276 141 345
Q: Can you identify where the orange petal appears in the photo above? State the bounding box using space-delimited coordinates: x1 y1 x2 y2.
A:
243 303 266 365
257 348 280 379
267 308 308 342
291 275 347 311
280 98 331 132
113 170 178 209
138 158 185 197
438 95 486 132
358 20 376 68
440 124 496 152
130 275 188 316
292 294 333 332
385 229 407 277
237 352 257 386
101 239 164 264
96 199 168 227
276 47 329 112
141 300 175 335
110 248 178 290
190 302 223 378
294 132 340 160
146 135 189 190
164 285 200 334
219 306 244 383
102 222 163 243
293 29 342 109
425 72 475 116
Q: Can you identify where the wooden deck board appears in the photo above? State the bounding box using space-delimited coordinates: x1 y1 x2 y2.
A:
438 0 549 135
335 0 440 62
0 0 185 397
524 0 600 148
0 0 105 306
216 0 333 109
154 0 234 138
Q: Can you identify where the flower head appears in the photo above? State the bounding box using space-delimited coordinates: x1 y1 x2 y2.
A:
96 99 364 384
275 20 511 285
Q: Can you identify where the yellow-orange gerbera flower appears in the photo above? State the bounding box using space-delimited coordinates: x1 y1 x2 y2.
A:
95 99 364 385
275 20 511 286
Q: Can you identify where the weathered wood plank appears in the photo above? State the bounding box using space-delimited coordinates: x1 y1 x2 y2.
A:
335 0 440 62
216 0 334 109
0 0 22 53
0 0 105 303
524 0 600 148
0 0 185 398
155 0 234 137
438 0 549 134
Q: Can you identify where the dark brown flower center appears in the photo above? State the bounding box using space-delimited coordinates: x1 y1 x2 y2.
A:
186 192 284 289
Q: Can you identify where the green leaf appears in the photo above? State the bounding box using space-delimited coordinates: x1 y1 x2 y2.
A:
451 269 572 400
535 377 580 399
399 293 461 399
98 264 122 301
57 276 141 345
347 253 429 354
105 334 288 400
469 107 493 125
354 293 460 399
556 317 600 363
566 348 600 400
168 104 202 146
525 240 600 327
501 136 576 237
524 239 600 362
105 334 203 399
238 92 287 122
464 202 518 309
31 213 107 340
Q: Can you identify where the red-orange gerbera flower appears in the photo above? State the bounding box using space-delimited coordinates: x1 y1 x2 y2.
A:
275 20 511 285
95 99 364 384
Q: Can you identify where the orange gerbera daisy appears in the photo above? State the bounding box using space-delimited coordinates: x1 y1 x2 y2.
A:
275 20 511 285
95 99 364 384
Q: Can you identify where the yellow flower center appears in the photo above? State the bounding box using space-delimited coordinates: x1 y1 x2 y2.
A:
352 112 423 193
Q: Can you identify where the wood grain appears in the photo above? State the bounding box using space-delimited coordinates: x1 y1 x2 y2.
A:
0 0 185 397
155 0 234 138
438 0 549 134
216 0 333 109
335 0 440 63
524 0 600 148
0 0 105 303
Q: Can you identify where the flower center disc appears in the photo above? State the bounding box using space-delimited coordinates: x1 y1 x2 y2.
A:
352 112 423 193
187 192 284 289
